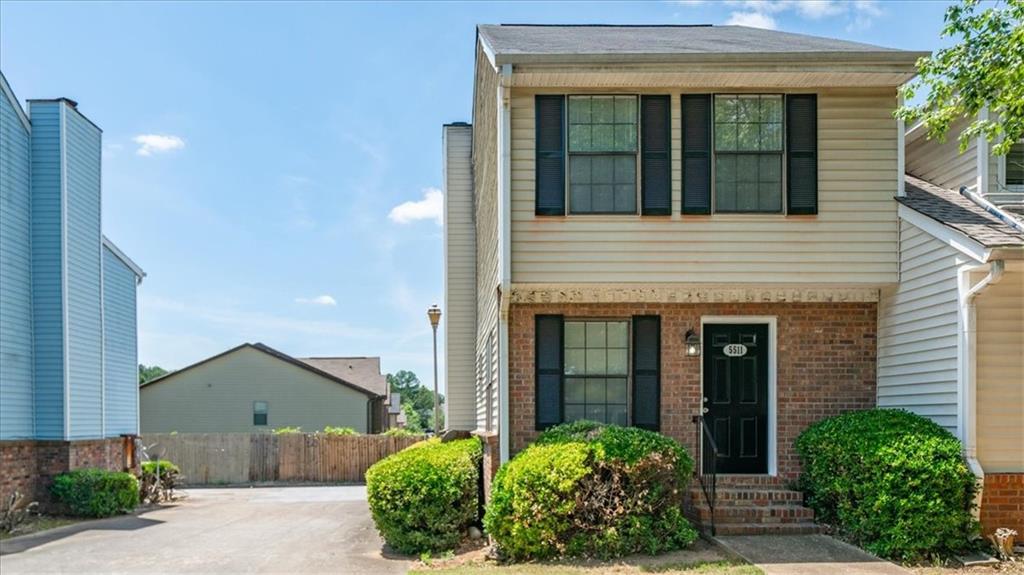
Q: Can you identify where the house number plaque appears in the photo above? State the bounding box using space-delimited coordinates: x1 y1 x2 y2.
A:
723 344 748 357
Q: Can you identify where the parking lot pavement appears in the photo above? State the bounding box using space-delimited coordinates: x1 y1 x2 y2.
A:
0 485 412 575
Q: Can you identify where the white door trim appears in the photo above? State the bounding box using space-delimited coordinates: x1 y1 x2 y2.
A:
699 315 778 477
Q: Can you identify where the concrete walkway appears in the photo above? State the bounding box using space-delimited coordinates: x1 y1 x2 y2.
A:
716 534 911 575
0 486 411 574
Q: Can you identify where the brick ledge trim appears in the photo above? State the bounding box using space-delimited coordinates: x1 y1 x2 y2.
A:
510 284 881 304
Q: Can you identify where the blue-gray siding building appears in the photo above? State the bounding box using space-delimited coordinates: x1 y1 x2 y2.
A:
0 71 144 445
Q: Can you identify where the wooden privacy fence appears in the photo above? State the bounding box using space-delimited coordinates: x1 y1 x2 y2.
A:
142 433 423 485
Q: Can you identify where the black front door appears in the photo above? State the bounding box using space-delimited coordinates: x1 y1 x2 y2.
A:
703 323 769 474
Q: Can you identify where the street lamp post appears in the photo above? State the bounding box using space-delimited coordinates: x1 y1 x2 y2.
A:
427 304 442 435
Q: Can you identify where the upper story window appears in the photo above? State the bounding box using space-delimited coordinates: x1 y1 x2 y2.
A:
1007 140 1024 192
568 96 638 214
714 95 784 213
536 93 817 217
253 401 268 426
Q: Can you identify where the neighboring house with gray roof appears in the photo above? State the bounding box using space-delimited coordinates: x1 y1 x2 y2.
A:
140 343 390 434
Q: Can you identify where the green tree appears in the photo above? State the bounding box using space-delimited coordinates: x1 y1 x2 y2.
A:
386 370 446 431
896 0 1024 155
400 403 423 433
139 364 168 384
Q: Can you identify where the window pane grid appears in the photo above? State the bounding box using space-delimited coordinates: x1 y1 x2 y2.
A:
564 320 629 425
568 96 638 214
713 94 784 213
1008 141 1024 188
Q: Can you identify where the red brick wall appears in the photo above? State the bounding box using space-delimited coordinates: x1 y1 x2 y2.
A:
0 437 133 510
981 473 1024 536
473 431 501 503
508 302 878 480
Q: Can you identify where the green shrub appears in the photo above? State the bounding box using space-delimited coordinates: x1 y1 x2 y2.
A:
366 438 481 554
272 426 302 435
322 426 359 436
381 427 420 438
795 409 977 561
485 421 698 560
51 469 139 518
140 460 181 503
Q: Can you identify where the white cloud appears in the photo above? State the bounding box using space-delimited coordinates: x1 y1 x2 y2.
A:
295 295 337 306
133 134 185 156
723 0 878 30
388 187 443 226
726 11 777 29
794 0 844 19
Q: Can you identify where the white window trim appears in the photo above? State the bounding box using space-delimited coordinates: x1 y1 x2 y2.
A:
711 93 787 215
699 315 778 477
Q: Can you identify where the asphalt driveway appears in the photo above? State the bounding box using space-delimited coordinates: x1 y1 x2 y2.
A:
0 486 412 575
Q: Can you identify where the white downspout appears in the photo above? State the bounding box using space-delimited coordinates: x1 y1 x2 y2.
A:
958 259 1005 516
497 63 512 463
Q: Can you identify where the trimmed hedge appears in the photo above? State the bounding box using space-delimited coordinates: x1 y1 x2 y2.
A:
795 409 977 561
484 421 698 560
51 469 139 518
366 438 481 554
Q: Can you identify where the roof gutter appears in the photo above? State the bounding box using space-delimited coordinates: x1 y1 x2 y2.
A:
494 51 927 67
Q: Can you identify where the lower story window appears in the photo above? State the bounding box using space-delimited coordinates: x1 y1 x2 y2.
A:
563 320 629 425
253 401 268 426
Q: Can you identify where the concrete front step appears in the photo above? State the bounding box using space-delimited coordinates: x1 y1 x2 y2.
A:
713 522 822 536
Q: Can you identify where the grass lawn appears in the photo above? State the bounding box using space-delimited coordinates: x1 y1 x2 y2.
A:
411 540 762 575
0 516 82 540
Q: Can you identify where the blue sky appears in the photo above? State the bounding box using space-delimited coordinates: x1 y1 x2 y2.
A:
1 0 956 392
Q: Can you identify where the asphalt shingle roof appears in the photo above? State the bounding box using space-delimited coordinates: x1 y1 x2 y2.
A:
299 357 387 397
900 175 1024 248
477 24 914 60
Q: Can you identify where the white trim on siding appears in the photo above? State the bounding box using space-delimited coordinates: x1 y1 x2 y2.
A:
896 204 989 264
60 103 70 440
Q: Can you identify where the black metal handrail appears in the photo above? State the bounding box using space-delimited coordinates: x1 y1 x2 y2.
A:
692 414 719 536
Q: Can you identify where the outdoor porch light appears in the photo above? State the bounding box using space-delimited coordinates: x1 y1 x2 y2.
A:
685 329 701 357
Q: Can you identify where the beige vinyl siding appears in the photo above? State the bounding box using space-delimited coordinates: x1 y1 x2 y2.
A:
473 45 502 431
444 124 477 430
509 87 899 284
877 220 967 431
140 347 371 433
905 118 977 192
975 264 1024 472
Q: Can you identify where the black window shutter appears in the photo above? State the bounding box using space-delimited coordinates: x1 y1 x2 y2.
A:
632 315 661 431
535 96 565 216
535 315 564 430
681 95 712 215
786 94 818 215
641 95 671 215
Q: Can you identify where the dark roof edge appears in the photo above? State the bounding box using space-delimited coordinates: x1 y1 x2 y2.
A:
140 343 384 398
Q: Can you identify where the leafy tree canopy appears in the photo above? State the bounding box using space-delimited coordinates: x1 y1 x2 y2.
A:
386 370 445 431
896 0 1024 155
139 364 168 384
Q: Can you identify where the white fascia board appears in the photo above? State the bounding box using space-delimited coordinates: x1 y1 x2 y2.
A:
102 236 146 281
898 204 990 263
0 72 31 133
